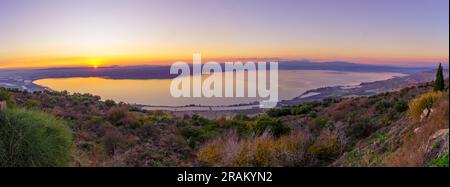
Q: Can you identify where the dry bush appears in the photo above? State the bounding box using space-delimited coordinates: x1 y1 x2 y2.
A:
307 132 341 163
334 98 354 111
384 92 448 166
72 141 109 167
197 129 312 167
106 105 137 127
408 91 445 120
101 127 126 155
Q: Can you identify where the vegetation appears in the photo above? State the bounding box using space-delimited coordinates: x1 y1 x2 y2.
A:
0 108 72 167
383 91 449 166
427 151 449 167
0 74 447 167
0 87 16 108
408 91 445 120
253 115 290 137
197 130 312 167
0 88 10 101
434 63 445 91
24 99 41 109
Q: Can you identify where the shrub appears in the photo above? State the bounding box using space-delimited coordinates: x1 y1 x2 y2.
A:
0 88 15 108
191 114 209 126
308 112 318 118
196 138 224 165
374 100 391 112
345 113 374 139
394 100 408 113
322 98 337 107
313 117 328 128
0 108 72 166
106 105 137 127
267 108 290 117
427 151 449 167
0 88 10 101
409 91 445 120
307 133 341 164
254 116 289 137
179 120 222 148
25 99 41 109
197 130 312 167
227 119 250 135
101 127 126 155
104 99 116 108
290 104 313 115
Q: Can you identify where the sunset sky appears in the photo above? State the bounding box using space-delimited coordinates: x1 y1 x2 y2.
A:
0 0 448 68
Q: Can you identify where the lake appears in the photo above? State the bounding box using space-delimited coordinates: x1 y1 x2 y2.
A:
34 70 405 107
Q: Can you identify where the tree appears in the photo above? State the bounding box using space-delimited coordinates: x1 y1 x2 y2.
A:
434 63 445 91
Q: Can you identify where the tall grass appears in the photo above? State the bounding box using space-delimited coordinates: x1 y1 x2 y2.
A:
408 91 445 120
197 129 312 167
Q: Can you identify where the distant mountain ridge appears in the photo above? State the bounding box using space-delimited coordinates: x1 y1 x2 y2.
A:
4 60 436 81
278 60 433 74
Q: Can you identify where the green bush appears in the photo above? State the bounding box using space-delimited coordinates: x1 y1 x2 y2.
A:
227 119 250 135
374 100 391 112
313 117 328 128
394 100 408 113
25 99 41 109
267 108 290 117
345 113 374 139
191 114 209 126
428 151 449 167
179 120 222 148
0 108 73 166
104 99 116 108
290 104 313 115
0 88 11 101
0 88 16 108
254 116 290 137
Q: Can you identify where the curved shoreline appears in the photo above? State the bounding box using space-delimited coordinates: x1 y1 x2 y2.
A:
141 70 442 112
2 70 440 113
30 71 413 112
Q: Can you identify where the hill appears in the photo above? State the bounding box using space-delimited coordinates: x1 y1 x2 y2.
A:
1 77 448 166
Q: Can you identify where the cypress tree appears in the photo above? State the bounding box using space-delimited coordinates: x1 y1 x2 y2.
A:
433 63 444 91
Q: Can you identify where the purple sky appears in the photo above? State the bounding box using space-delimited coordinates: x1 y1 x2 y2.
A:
0 0 448 67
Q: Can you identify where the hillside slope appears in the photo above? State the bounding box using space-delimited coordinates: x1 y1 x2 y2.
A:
1 79 448 167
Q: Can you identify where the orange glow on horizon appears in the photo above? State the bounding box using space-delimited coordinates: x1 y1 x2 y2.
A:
0 49 448 69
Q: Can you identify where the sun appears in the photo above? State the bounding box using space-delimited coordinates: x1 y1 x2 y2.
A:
86 58 104 69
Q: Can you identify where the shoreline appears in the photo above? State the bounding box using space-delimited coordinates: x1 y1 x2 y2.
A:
141 70 443 112
16 72 409 112
2 69 444 113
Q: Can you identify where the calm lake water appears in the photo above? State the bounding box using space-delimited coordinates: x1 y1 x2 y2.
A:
34 70 405 107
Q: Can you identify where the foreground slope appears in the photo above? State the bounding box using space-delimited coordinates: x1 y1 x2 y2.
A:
0 78 448 167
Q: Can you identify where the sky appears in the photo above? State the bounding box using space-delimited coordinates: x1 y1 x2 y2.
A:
0 0 448 68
